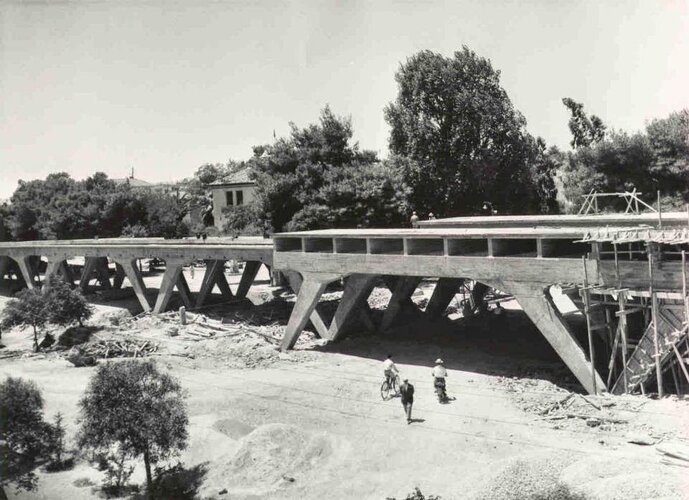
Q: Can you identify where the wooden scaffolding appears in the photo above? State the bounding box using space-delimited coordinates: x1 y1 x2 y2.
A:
572 228 689 395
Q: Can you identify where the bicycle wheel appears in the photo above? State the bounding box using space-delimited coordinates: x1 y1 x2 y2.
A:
391 376 400 396
380 380 392 401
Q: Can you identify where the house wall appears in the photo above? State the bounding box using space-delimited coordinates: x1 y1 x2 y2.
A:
211 183 256 228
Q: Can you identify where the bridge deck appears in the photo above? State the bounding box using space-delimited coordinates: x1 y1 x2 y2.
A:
416 211 688 229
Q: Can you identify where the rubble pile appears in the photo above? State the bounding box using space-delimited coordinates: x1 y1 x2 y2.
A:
57 303 323 369
497 376 643 433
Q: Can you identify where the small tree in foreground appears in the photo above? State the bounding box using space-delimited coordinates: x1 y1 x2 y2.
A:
1 288 49 352
78 360 189 500
0 377 52 495
44 275 93 327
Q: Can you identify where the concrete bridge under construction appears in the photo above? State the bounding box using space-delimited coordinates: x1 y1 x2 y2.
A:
1 212 689 396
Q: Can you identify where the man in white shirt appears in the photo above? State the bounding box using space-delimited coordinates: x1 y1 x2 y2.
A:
382 354 399 384
432 358 448 402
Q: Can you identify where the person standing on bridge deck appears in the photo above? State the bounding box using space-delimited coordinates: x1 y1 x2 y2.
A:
410 211 419 228
399 378 414 424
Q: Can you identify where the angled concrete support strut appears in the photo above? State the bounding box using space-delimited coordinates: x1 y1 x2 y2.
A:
113 263 125 289
79 257 98 292
281 273 339 351
284 270 331 339
196 260 232 307
328 274 379 341
504 280 606 395
116 258 151 313
380 276 423 331
153 259 187 314
17 255 39 289
426 278 464 318
236 261 262 299
176 271 193 309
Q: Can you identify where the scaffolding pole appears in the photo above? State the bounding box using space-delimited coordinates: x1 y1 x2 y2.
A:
582 255 598 394
647 246 664 397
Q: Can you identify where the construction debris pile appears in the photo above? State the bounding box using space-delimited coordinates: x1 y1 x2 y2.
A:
68 339 158 361
59 303 324 369
498 376 641 433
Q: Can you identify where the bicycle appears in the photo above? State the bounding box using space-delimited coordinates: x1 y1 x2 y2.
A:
380 373 400 401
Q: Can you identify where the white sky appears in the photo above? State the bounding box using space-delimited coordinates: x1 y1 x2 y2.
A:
1 0 688 199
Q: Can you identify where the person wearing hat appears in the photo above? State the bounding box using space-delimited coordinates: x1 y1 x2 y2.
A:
399 378 415 424
410 211 420 228
432 358 448 402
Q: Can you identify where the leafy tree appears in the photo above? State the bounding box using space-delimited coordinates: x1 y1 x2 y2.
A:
121 223 150 238
250 105 402 231
0 377 52 494
531 140 562 214
1 288 50 352
287 159 410 230
559 130 660 212
384 47 547 216
44 275 93 327
78 360 189 500
646 109 689 191
221 204 262 236
194 163 224 185
100 187 149 237
141 192 189 239
8 173 76 240
562 98 606 149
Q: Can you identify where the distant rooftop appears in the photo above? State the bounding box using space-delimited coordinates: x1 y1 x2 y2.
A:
209 167 254 186
113 176 153 188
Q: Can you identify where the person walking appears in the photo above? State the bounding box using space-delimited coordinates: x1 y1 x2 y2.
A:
399 378 414 424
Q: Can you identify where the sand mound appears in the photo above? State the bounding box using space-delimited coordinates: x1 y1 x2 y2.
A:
206 423 340 495
560 457 683 500
474 452 581 500
212 418 254 439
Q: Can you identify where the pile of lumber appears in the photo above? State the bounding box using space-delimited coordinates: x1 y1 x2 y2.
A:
77 339 158 359
535 393 627 426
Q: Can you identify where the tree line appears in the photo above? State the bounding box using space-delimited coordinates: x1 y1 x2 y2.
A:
2 46 688 241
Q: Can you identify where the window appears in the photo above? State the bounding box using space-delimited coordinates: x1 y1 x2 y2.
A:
236 190 244 205
225 191 234 206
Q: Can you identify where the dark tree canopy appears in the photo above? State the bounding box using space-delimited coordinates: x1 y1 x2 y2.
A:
384 47 548 216
78 360 188 499
249 106 408 231
6 173 193 241
560 108 689 212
